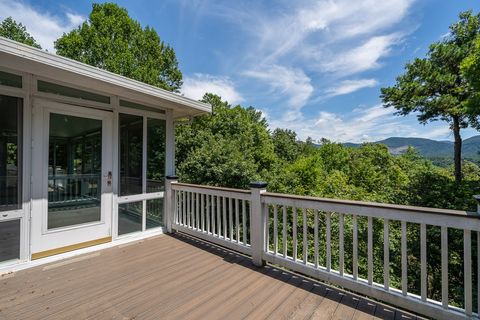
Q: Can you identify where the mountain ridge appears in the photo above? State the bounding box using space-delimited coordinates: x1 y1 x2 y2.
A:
343 135 480 164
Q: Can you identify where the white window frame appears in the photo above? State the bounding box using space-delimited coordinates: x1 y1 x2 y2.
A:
0 67 31 266
115 101 167 239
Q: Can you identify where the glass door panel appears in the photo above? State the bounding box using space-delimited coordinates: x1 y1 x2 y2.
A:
119 114 143 196
0 95 22 263
146 198 163 229
147 118 166 193
48 113 102 229
0 95 22 213
117 113 166 236
0 220 20 262
118 202 142 235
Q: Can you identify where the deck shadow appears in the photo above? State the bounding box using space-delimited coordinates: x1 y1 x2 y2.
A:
169 232 421 320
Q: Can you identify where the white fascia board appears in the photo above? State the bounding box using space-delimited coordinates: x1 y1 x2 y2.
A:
0 37 211 116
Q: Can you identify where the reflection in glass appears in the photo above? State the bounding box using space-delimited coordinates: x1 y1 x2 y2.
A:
0 71 22 88
38 80 110 104
0 220 20 262
118 202 143 235
119 114 143 196
146 198 163 229
0 95 22 212
147 118 166 193
48 113 102 229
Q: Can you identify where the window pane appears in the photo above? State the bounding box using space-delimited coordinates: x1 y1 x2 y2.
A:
120 100 165 114
38 80 110 104
0 219 20 262
0 71 22 88
48 113 102 229
146 198 163 229
147 118 166 193
0 95 22 212
119 114 143 196
118 202 143 235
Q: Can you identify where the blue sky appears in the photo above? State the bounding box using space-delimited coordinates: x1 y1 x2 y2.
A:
2 0 480 142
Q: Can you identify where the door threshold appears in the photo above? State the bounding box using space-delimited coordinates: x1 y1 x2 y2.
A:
0 229 165 275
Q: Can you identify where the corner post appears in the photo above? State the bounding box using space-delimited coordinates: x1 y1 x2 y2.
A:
250 182 268 267
165 175 178 233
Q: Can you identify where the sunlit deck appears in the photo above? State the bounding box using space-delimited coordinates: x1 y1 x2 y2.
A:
0 233 420 320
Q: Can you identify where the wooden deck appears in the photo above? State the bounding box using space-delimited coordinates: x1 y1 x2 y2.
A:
0 233 422 320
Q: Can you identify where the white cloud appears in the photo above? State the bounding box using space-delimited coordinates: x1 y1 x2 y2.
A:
268 105 453 143
255 0 414 64
184 0 416 128
321 34 401 75
243 64 313 109
0 1 85 52
182 73 243 104
325 79 378 97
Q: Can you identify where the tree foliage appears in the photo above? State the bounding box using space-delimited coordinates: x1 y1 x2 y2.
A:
55 3 182 92
0 17 41 49
381 11 480 182
461 29 480 116
175 94 276 188
176 93 479 309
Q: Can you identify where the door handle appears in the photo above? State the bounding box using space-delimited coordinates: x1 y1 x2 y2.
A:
104 171 112 186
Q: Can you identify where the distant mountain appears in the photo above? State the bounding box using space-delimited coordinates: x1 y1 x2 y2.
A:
344 135 480 164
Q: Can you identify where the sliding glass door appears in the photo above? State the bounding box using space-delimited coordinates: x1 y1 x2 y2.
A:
117 108 165 237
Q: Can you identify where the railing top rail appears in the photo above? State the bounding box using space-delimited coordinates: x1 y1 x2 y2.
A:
262 192 479 219
172 182 251 195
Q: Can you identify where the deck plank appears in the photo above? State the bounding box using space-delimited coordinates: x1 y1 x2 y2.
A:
0 233 422 320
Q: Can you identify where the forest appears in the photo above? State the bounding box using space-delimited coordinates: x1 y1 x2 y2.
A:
176 94 480 212
176 93 480 309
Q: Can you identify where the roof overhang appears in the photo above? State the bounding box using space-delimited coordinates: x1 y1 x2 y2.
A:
0 37 211 119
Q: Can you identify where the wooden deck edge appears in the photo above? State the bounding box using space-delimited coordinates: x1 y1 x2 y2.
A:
31 236 112 260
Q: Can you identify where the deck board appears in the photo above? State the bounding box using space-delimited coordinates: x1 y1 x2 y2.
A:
0 233 421 320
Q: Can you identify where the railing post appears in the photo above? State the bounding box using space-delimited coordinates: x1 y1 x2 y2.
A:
474 195 480 213
165 175 178 233
250 181 268 267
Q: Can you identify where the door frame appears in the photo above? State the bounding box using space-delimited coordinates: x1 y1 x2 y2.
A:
0 70 31 266
30 98 114 256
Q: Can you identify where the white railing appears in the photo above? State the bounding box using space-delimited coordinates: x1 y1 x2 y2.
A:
167 180 252 255
165 177 480 320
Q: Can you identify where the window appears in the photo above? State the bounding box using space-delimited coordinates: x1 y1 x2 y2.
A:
47 113 102 229
0 95 22 212
146 198 163 229
0 71 22 88
38 80 110 104
118 202 142 236
120 100 165 114
119 114 143 196
147 118 166 193
0 220 20 262
118 113 166 235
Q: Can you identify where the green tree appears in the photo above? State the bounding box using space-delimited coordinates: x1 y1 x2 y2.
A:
461 34 480 116
381 11 480 182
271 128 301 163
175 93 276 188
0 17 41 49
55 3 182 92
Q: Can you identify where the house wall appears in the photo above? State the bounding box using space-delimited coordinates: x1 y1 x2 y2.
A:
0 65 175 267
